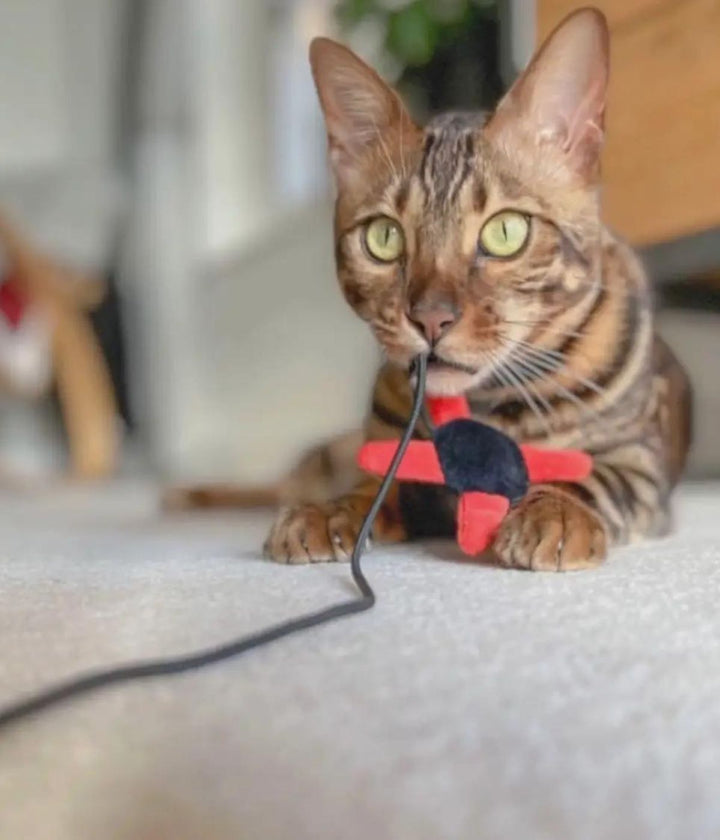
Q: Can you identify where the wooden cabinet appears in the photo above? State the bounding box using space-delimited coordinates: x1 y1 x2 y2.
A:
537 0 720 246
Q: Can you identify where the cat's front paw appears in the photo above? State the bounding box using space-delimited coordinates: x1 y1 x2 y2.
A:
264 501 367 564
492 488 607 572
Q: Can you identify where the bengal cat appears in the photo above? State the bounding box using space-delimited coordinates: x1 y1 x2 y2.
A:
173 8 692 571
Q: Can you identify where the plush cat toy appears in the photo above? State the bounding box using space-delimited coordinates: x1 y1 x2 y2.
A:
358 395 593 556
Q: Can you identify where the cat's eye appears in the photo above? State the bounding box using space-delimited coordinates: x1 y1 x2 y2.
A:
479 211 530 258
364 216 404 262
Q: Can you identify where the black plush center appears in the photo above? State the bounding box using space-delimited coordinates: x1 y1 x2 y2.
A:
433 419 529 502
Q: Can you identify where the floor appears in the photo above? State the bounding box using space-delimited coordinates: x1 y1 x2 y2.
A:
2 480 720 840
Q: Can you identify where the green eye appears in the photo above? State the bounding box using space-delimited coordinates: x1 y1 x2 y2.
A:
364 217 404 262
479 211 530 258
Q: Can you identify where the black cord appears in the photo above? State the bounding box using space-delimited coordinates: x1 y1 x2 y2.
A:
0 355 428 730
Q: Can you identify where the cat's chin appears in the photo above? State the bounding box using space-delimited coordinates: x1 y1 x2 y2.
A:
424 366 480 396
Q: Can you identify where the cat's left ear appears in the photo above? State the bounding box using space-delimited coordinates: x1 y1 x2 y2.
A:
309 37 417 184
487 7 609 180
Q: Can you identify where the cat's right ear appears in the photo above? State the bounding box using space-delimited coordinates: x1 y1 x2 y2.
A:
486 8 609 181
309 38 416 184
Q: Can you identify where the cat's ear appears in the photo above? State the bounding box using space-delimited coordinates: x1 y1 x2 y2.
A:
309 37 416 183
487 8 609 179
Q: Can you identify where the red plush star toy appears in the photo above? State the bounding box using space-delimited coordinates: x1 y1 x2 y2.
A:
358 395 592 556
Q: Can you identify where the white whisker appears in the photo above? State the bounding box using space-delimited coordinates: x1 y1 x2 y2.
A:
511 339 607 398
483 348 553 436
509 345 605 427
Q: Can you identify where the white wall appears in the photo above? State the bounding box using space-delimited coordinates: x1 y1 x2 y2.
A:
190 202 379 483
0 0 67 173
187 0 333 253
123 0 201 469
0 0 127 273
0 0 127 274
0 0 127 175
188 0 274 256
125 0 381 481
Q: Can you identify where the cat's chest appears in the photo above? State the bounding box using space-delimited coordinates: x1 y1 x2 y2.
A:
463 389 627 453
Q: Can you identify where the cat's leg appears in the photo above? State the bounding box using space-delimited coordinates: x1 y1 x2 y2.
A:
264 363 425 564
492 484 607 571
264 476 406 563
492 441 670 571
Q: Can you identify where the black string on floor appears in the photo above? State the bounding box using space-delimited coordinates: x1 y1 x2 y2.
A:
0 354 428 730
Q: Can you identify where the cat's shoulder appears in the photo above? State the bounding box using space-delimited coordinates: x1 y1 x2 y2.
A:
601 227 652 295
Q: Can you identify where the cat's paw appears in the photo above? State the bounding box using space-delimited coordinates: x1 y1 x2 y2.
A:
264 502 367 564
492 488 607 572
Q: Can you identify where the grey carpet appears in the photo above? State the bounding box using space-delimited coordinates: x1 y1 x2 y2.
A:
1 481 720 840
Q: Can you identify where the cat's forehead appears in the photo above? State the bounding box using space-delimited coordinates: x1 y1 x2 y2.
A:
344 109 550 226
424 111 489 134
409 111 550 220
420 113 488 188
408 111 493 218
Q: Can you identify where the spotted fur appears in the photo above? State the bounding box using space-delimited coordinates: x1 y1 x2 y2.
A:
181 8 692 571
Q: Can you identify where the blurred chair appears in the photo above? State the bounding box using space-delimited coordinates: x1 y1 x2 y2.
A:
0 0 128 476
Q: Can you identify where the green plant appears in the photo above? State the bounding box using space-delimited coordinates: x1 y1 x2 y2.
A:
336 0 498 69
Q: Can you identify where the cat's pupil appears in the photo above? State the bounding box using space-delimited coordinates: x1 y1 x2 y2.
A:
501 220 508 240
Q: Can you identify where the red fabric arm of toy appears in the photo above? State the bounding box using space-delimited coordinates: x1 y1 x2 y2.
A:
356 396 472 482
357 440 444 483
358 441 593 486
357 437 593 559
520 446 593 483
454 450 592 557
457 492 509 555
426 395 471 427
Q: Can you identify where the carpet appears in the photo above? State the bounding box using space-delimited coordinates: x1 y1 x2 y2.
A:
1 480 720 839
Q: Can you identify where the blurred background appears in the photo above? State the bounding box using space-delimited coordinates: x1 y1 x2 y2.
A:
0 0 715 488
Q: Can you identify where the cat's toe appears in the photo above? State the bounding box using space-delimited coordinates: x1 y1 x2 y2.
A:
264 502 365 564
493 489 607 572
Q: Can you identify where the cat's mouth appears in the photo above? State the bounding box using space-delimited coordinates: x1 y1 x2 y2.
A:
426 351 478 375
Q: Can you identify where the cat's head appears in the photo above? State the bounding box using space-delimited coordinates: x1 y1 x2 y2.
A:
310 8 609 396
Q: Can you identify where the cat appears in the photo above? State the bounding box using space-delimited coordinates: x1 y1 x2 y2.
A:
168 7 691 572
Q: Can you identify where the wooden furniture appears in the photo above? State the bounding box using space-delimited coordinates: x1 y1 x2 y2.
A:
0 214 119 479
537 0 720 247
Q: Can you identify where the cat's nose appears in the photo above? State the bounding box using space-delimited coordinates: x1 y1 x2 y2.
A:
409 305 458 344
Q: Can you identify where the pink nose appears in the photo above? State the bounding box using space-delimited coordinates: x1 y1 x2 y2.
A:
410 307 458 344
